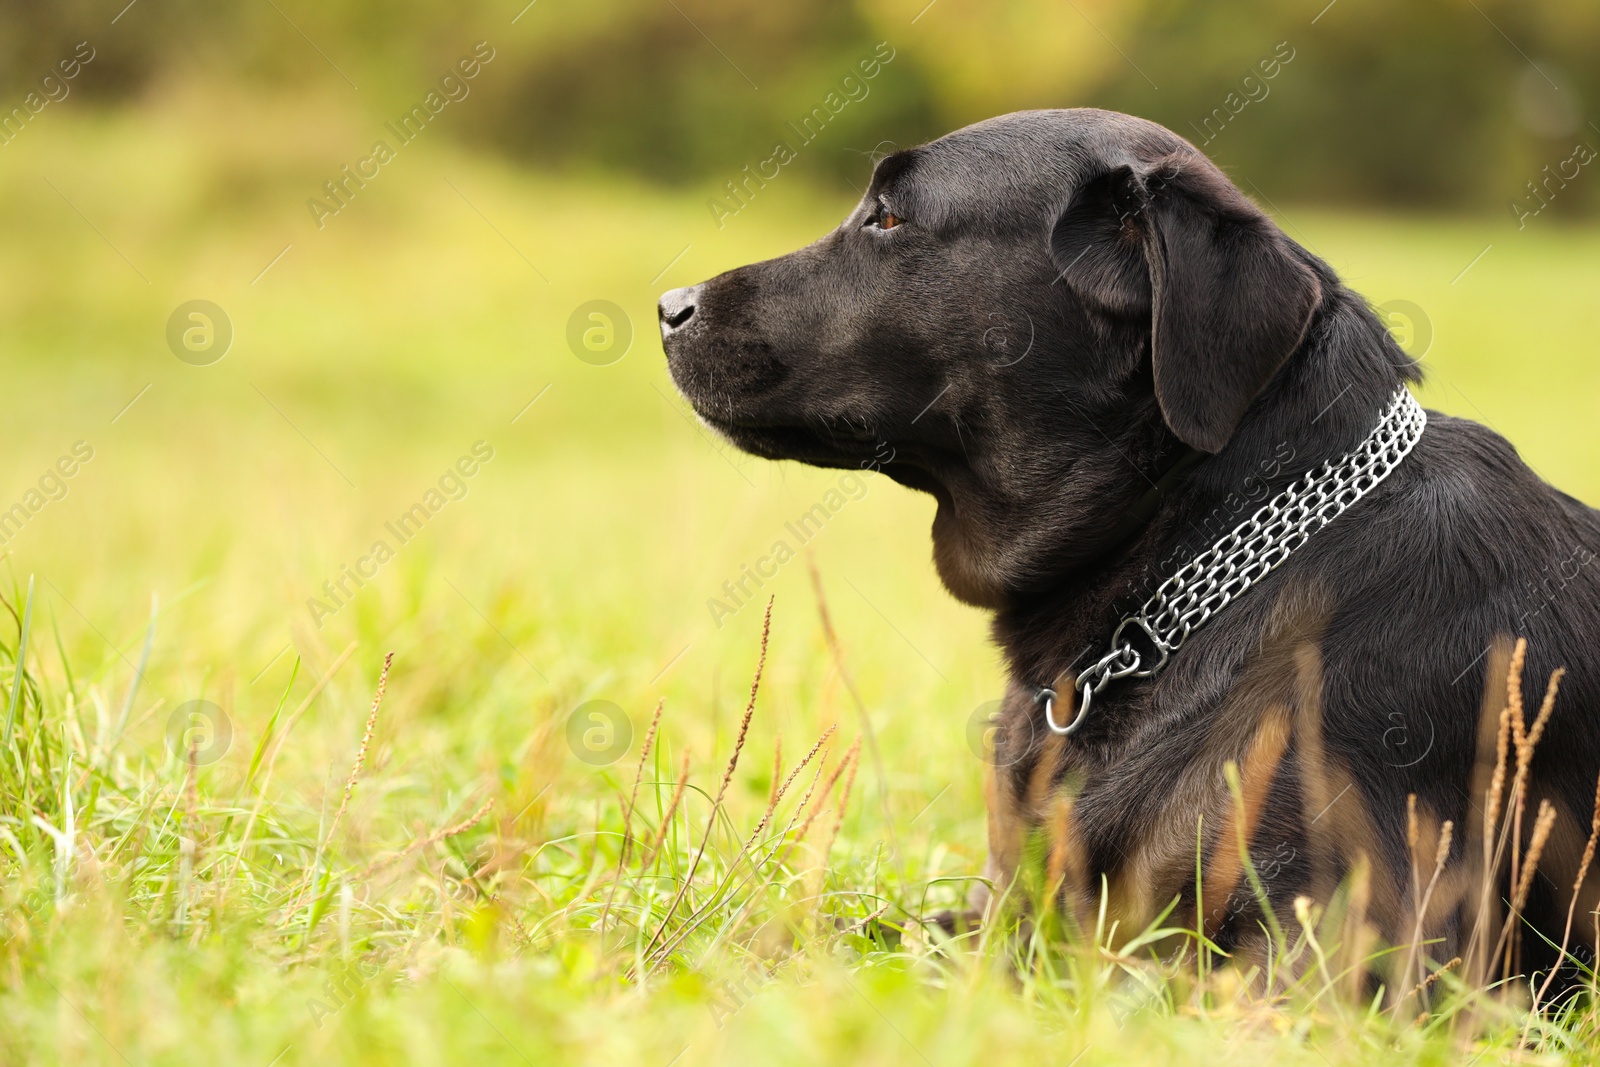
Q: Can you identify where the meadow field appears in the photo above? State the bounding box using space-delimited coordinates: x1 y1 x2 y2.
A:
3 98 1600 1065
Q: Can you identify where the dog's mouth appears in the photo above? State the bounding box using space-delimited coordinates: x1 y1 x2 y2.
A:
665 319 942 480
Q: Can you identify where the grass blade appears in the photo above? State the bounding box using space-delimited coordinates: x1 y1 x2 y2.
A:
4 574 35 746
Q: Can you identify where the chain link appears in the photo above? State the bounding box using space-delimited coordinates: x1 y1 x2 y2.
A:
1045 388 1428 736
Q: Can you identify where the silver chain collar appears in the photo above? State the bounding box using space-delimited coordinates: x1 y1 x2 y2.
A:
1040 387 1428 736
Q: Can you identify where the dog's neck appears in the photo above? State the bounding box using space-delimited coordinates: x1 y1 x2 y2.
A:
1058 440 1209 568
990 279 1417 692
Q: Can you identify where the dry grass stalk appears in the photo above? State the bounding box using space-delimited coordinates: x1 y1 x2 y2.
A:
754 726 836 840
1510 665 1563 978
1469 641 1516 986
1409 956 1464 1027
1395 793 1421 1013
1498 652 1564 979
1525 668 1564 754
1484 677 1513 845
1512 800 1557 917
757 757 834 871
639 751 692 868
623 700 664 855
181 731 201 927
184 730 201 857
1507 638 1529 762
1492 798 1558 980
601 699 664 931
739 742 864 908
640 599 772 962
659 744 859 963
650 745 842 970
1404 955 1462 1003
796 740 862 918
353 797 494 882
1528 769 1600 1036
286 651 394 915
1341 852 1373 1002
1468 639 1547 984
831 739 861 823
1505 640 1530 921
324 651 394 849
1407 794 1422 929
794 738 861 847
1423 821 1454 922
659 723 841 951
185 732 200 822
1398 814 1453 1016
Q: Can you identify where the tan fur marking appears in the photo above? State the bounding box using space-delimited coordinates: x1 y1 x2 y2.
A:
1203 705 1291 939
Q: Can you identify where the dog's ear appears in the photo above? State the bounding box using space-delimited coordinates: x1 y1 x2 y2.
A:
1050 165 1153 318
1051 156 1322 453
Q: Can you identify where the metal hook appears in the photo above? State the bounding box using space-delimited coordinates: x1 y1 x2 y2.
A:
1039 685 1092 736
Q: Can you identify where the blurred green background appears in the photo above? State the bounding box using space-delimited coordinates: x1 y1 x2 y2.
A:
5 0 1600 207
0 0 1597 794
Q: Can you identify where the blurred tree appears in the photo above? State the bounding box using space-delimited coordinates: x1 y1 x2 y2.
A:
0 0 1593 213
451 0 944 187
854 0 1153 120
1090 0 1598 213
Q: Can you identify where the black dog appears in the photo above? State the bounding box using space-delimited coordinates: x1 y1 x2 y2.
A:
659 109 1600 975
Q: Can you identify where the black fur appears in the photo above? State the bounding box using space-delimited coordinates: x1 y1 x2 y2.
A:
659 109 1600 970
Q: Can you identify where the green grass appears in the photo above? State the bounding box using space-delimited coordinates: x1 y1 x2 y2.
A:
3 100 1600 1065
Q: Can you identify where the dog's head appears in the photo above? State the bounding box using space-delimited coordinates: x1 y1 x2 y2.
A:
660 109 1324 609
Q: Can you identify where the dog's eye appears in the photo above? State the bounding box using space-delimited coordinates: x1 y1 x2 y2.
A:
865 202 903 230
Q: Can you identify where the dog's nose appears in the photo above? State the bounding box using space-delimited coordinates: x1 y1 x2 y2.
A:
658 285 699 336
